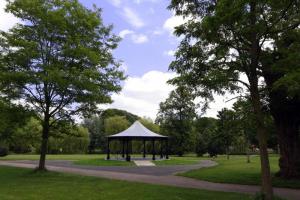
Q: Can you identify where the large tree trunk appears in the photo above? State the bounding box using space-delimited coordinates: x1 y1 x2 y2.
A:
248 1 273 197
273 110 300 178
277 120 300 178
38 115 50 170
250 86 274 200
263 68 300 179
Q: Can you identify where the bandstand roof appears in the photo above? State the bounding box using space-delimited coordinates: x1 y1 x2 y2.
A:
108 121 167 139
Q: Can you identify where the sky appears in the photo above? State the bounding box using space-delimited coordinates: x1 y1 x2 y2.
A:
0 0 235 120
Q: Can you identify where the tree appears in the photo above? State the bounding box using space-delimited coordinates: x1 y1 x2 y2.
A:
83 116 104 153
139 117 160 133
168 1 300 198
261 30 300 178
83 109 139 153
194 117 218 156
0 0 124 170
156 86 196 156
0 98 33 148
48 125 89 154
216 108 239 160
11 117 41 153
102 109 139 124
104 116 130 135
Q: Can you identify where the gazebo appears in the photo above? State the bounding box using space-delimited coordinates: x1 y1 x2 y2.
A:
106 121 169 161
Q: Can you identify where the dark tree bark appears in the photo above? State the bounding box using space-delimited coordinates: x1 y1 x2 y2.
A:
38 114 50 170
269 91 300 178
250 82 274 200
248 2 273 198
263 63 300 179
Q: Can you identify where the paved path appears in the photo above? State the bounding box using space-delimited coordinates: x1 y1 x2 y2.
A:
1 160 216 176
0 160 299 200
134 160 156 166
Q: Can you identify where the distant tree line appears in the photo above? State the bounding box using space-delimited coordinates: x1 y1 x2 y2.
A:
83 108 160 154
0 98 89 156
156 89 278 159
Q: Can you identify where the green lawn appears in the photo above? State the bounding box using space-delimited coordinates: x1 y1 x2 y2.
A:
0 166 252 200
0 154 135 166
0 154 205 166
74 158 134 166
180 155 300 189
0 154 105 160
154 156 204 165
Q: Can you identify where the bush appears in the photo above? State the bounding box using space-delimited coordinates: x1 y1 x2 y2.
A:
0 147 8 157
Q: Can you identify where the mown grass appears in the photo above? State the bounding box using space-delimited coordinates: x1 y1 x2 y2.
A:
154 156 204 165
0 166 253 200
180 155 300 189
0 154 105 160
74 158 134 166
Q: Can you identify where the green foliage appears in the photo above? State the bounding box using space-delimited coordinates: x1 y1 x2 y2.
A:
193 117 218 156
139 117 160 133
102 109 139 124
47 125 89 154
0 0 124 121
0 147 8 157
10 117 41 153
83 109 139 153
83 116 105 153
0 0 124 168
0 99 33 145
104 116 130 135
157 86 196 156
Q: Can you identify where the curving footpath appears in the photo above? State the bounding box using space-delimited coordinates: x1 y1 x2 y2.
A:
0 160 299 200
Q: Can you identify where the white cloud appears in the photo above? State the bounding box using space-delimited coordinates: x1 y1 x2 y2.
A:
119 29 148 44
152 28 163 35
134 0 159 4
119 29 134 38
100 70 237 120
164 50 175 57
131 34 148 43
0 1 21 31
122 7 144 28
108 0 122 7
101 71 176 119
163 14 188 35
202 93 236 118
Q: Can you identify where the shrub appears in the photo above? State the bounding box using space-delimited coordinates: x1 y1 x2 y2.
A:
0 147 8 157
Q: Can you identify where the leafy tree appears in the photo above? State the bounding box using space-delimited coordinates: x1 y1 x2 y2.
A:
168 1 300 198
48 125 89 154
83 109 139 153
194 117 218 156
261 30 300 178
104 116 130 135
83 116 105 153
0 0 124 170
216 108 239 160
139 117 160 133
102 109 139 124
233 98 278 161
10 117 41 153
0 98 33 149
156 86 196 156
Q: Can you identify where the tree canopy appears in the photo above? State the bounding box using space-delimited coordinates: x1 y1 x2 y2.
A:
0 0 124 170
168 0 300 198
156 86 196 156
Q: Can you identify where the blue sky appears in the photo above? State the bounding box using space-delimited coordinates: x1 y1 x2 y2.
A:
80 0 178 76
0 0 234 120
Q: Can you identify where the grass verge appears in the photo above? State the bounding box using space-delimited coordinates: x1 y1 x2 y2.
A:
0 166 253 200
